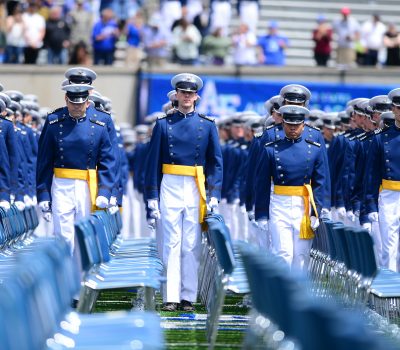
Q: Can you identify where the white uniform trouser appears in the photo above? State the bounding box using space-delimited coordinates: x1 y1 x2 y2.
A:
160 174 201 303
269 193 313 271
226 202 239 240
210 1 231 35
239 1 258 33
238 205 249 241
35 206 54 237
371 221 383 267
121 176 135 239
161 1 182 34
379 189 400 272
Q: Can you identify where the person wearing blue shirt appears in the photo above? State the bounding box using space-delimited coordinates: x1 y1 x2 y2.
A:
255 105 326 271
91 8 119 65
145 73 223 312
257 20 289 66
36 84 116 255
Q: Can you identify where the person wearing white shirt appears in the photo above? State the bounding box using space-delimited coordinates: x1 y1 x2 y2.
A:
232 23 257 66
22 2 45 64
172 19 202 65
361 14 387 66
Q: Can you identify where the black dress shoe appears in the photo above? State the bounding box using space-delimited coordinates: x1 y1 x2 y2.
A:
180 300 194 312
161 302 178 311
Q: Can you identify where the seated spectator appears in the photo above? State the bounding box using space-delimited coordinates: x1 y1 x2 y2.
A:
92 8 119 65
44 6 70 64
142 13 169 66
172 18 202 65
69 40 91 65
384 23 400 66
232 23 257 65
202 27 231 65
257 20 289 66
4 3 26 64
312 14 332 66
124 12 144 67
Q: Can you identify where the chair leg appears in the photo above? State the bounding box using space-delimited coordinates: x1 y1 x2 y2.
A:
144 286 155 310
77 285 99 313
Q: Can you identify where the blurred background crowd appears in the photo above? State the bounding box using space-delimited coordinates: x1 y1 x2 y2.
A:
0 0 399 68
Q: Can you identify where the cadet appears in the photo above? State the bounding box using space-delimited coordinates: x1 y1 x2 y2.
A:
145 73 223 312
365 88 400 272
255 105 326 271
36 84 116 255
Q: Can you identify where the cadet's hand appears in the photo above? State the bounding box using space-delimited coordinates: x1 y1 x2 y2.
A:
247 210 255 222
148 199 161 220
257 219 269 231
32 196 37 206
233 198 240 205
96 196 109 209
108 206 119 215
109 196 117 206
207 197 219 211
39 201 51 212
347 210 356 222
14 201 26 211
0 201 10 211
362 222 372 233
147 218 157 231
368 212 379 222
320 208 331 220
43 212 52 222
310 216 320 231
24 195 33 207
336 207 346 220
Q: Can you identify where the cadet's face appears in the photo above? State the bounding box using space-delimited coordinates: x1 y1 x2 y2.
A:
272 111 282 124
176 90 198 110
371 112 381 125
353 112 365 128
231 125 244 139
392 105 400 122
283 122 304 139
65 97 89 118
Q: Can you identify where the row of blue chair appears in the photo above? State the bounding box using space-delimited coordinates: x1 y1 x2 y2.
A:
0 236 164 350
75 210 164 313
198 213 249 349
240 244 396 350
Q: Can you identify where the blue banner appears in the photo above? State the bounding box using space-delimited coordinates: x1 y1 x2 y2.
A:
138 73 397 122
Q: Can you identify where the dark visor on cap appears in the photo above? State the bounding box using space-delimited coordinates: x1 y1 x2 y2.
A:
176 81 198 92
392 96 400 105
69 75 93 85
66 91 89 103
284 92 306 103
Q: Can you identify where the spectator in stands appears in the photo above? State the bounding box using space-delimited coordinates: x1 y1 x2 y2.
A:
237 0 259 34
69 0 93 51
92 8 119 65
312 14 332 66
257 20 289 66
360 14 386 66
384 23 400 66
193 3 211 38
202 26 231 65
124 12 144 67
44 6 70 64
142 12 169 66
4 3 26 64
22 1 45 64
332 7 360 66
68 40 91 65
172 18 202 65
232 23 257 66
160 0 183 36
210 0 231 36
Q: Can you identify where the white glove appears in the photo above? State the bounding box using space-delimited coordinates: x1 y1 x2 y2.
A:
354 210 360 217
148 199 161 220
362 222 372 233
43 212 52 222
233 198 240 205
24 195 33 207
347 210 356 222
320 208 331 220
10 194 15 204
95 196 109 209
257 219 269 231
39 201 51 212
147 218 156 231
336 207 346 220
310 216 320 231
368 212 379 222
109 196 117 206
207 197 219 211
14 201 26 211
247 210 255 222
108 205 119 215
0 201 10 211
32 196 37 206
240 205 246 214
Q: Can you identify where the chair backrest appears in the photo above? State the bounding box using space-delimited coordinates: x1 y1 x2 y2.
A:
355 228 378 278
75 219 102 271
90 215 111 263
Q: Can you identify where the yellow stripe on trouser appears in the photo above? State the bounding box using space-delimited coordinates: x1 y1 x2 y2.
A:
382 179 400 191
54 168 98 212
274 184 318 240
162 164 207 224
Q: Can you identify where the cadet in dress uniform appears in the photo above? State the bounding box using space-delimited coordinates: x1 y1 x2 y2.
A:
36 84 116 254
255 105 326 271
145 73 223 312
365 88 400 271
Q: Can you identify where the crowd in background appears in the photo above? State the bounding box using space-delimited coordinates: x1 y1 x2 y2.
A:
0 1 399 68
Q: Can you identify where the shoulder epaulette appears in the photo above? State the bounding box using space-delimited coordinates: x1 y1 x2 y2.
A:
166 109 175 115
265 139 281 147
0 115 12 123
49 116 66 125
265 124 274 130
199 113 215 122
90 118 105 127
305 139 321 147
48 107 64 115
374 127 384 135
157 113 167 120
254 131 263 138
305 123 320 131
240 144 248 150
95 107 111 115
